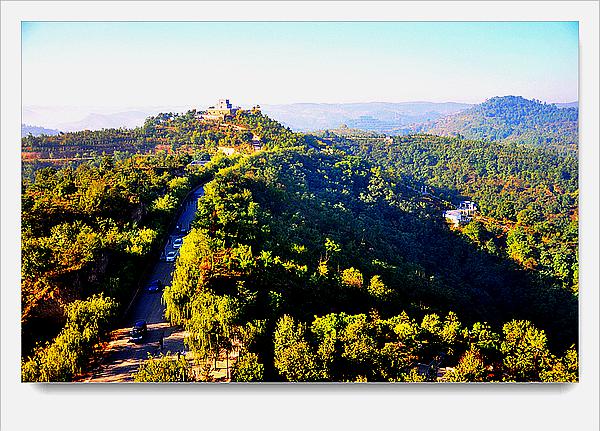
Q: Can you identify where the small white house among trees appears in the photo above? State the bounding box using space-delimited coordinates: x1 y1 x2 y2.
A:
444 201 478 226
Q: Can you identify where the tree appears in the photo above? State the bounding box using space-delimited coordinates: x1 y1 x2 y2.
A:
184 291 240 374
274 315 322 381
22 294 117 382
461 220 484 245
341 267 363 289
163 228 214 325
500 320 551 381
444 346 488 382
230 350 264 382
324 237 341 260
152 193 178 213
168 176 191 200
338 314 379 379
367 275 394 301
133 353 194 382
540 346 578 382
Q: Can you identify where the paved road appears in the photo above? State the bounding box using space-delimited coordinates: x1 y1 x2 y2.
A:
85 185 204 382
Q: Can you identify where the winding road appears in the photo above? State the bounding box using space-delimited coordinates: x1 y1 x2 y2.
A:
85 185 204 382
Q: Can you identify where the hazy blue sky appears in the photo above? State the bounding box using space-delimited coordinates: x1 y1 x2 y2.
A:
22 21 578 107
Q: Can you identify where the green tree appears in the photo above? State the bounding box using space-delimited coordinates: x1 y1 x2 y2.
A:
444 346 489 382
230 351 264 382
133 353 194 382
540 346 578 382
367 275 394 301
341 267 364 289
185 291 240 372
152 193 178 213
274 315 322 381
22 294 117 382
501 320 551 381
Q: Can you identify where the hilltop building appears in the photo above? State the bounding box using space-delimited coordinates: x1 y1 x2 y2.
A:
198 99 264 154
202 99 240 121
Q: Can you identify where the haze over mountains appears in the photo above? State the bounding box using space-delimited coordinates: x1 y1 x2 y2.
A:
21 105 193 135
260 102 473 133
21 124 61 137
23 102 472 136
22 97 578 144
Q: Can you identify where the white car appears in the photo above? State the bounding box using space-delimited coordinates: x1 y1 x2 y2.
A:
173 238 183 249
165 250 178 262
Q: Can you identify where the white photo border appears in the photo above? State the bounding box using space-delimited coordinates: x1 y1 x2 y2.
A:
2 2 598 431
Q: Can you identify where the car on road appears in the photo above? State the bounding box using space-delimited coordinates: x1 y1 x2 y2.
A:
173 238 183 249
146 279 163 292
129 320 147 343
165 250 178 262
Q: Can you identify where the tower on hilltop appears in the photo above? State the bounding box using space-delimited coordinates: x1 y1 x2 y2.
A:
202 99 239 120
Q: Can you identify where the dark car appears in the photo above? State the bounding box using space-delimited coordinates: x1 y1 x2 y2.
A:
165 250 178 262
129 320 147 343
147 279 163 293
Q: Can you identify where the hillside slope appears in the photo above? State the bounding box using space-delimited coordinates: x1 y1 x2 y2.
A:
20 109 578 382
417 96 578 147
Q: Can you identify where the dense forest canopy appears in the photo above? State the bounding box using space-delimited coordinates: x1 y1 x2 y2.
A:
163 143 577 382
20 104 578 382
332 133 578 295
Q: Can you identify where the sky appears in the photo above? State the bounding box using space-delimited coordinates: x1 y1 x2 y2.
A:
22 21 579 108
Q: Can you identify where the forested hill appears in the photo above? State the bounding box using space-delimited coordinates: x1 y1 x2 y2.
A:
21 108 578 383
21 108 305 168
416 96 578 148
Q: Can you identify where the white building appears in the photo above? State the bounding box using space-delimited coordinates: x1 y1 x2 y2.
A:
202 99 239 121
444 209 464 225
218 146 236 156
444 201 478 225
458 201 477 214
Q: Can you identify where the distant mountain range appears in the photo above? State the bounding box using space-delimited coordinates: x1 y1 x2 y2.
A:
22 101 473 136
55 111 151 132
21 105 193 136
555 101 579 109
261 102 473 133
22 97 578 146
21 124 61 137
415 96 578 147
